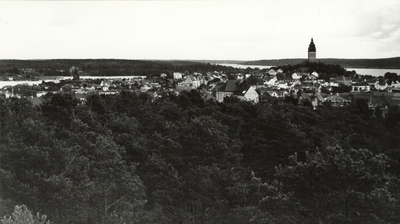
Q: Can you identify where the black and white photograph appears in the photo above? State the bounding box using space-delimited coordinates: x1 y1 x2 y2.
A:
1 0 400 223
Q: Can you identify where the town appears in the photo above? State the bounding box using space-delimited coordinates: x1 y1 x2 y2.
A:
1 67 399 118
1 40 399 115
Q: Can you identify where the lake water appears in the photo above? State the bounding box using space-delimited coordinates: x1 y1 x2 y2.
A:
0 76 147 88
218 63 272 70
221 63 400 77
345 68 400 77
35 75 147 80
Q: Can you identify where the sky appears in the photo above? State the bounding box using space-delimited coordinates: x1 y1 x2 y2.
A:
0 0 399 60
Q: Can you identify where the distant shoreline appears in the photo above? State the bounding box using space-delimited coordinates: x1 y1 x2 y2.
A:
228 57 400 69
1 57 400 69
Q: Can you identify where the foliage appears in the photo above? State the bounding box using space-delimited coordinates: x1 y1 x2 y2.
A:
384 72 399 81
269 61 347 77
274 146 400 223
1 205 50 224
1 90 400 223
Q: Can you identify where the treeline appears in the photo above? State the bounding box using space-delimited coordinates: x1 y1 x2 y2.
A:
0 59 249 78
242 57 400 69
270 61 348 78
1 92 400 223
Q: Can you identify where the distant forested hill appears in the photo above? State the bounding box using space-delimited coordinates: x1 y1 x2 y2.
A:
240 57 400 69
2 58 399 77
0 59 250 77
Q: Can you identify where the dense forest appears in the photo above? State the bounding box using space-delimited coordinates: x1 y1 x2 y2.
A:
1 91 400 223
269 61 349 78
0 59 251 78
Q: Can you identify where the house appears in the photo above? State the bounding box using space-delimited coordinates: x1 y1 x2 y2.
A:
328 81 339 87
36 91 47 97
200 91 216 101
234 85 259 103
301 80 315 89
99 90 118 95
216 80 238 102
368 95 390 117
4 91 12 98
252 72 264 78
268 69 277 76
30 97 44 106
193 72 205 84
374 80 388 91
277 82 291 89
178 75 201 89
390 80 400 88
299 92 324 110
292 85 302 95
140 85 151 92
311 71 319 79
86 85 96 91
101 85 110 91
100 80 111 89
258 87 284 98
351 83 371 92
264 76 278 86
175 85 193 91
147 91 158 99
236 73 245 80
324 94 351 107
292 73 302 80
173 72 183 80
332 76 352 86
207 78 221 88
300 93 316 109
216 80 259 103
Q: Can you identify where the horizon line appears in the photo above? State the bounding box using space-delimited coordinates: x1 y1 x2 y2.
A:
0 57 399 61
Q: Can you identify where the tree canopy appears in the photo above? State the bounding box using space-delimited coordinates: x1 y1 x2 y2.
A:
1 90 400 223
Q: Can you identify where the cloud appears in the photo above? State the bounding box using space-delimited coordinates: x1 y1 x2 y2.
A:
355 0 400 38
375 27 400 54
347 0 400 57
1 0 399 60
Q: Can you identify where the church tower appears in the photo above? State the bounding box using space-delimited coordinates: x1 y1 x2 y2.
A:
308 38 316 62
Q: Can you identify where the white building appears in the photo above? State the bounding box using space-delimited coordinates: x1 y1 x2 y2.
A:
173 72 183 80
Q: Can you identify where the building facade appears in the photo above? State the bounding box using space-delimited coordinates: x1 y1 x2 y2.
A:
216 80 259 103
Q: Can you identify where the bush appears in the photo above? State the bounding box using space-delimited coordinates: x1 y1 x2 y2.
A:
1 205 50 224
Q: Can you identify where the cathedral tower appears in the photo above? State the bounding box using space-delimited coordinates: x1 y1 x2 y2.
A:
308 38 316 62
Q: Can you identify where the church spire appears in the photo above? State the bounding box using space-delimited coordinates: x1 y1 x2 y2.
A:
308 38 316 52
308 38 316 62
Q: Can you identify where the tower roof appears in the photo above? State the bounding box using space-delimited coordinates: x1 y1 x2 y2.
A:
308 38 316 52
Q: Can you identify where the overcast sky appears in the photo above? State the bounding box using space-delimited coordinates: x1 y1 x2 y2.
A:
0 0 399 60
